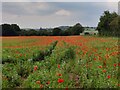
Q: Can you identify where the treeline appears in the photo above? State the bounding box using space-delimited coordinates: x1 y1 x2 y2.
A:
1 24 21 36
1 23 84 36
97 11 120 37
1 10 119 37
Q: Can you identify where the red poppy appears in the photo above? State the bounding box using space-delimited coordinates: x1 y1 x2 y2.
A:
58 78 64 83
57 73 62 76
58 64 60 68
106 48 109 51
16 51 18 53
117 84 120 86
46 81 50 85
94 58 96 61
20 54 22 57
114 64 117 67
65 87 68 90
105 54 109 59
76 52 78 54
34 65 38 71
36 80 40 84
118 63 120 66
98 65 102 68
102 70 106 73
107 75 111 79
40 84 43 88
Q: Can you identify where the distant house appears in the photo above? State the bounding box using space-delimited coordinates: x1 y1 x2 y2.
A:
80 27 98 35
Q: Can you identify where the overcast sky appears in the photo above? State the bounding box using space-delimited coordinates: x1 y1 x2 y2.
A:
1 1 118 28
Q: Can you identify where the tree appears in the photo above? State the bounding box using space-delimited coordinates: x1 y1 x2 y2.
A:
1 23 84 36
97 11 118 36
37 29 51 36
71 23 84 35
11 24 21 32
19 29 28 36
65 23 84 35
11 24 21 35
0 25 2 36
27 29 37 36
52 28 62 36
109 16 120 36
2 24 17 36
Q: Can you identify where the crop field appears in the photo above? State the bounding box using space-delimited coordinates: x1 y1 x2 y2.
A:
1 36 120 88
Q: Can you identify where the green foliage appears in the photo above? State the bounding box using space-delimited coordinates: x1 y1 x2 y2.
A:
22 42 76 88
65 23 84 35
2 63 21 88
2 24 20 36
109 16 120 37
33 41 58 61
16 61 33 78
97 10 119 37
2 57 16 64
1 23 84 36
52 28 62 36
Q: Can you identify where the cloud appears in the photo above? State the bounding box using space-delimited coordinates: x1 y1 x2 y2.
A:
1 0 119 2
0 2 2 23
2 0 30 2
55 9 71 16
20 2 50 15
91 2 118 12
118 1 120 15
106 2 118 12
2 2 56 16
2 2 118 28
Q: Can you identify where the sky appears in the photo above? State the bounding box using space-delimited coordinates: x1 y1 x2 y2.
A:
1 0 119 29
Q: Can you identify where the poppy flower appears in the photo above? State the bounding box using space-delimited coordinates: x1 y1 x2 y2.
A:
107 75 111 79
57 73 62 76
102 70 106 73
34 65 38 71
40 84 43 88
16 51 19 54
105 54 109 59
46 81 50 85
118 63 120 66
36 80 40 84
58 64 60 68
20 54 22 57
117 84 120 86
114 64 117 67
76 52 78 54
58 78 64 83
98 65 102 68
94 58 96 61
65 87 68 90
106 48 109 51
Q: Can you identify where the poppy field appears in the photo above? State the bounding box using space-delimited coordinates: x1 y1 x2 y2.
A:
1 36 120 88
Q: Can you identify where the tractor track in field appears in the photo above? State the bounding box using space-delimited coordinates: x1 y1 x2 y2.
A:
33 41 58 61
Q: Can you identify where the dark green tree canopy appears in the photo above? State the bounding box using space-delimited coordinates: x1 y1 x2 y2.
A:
2 24 21 36
1 23 84 36
65 23 84 35
97 10 119 36
11 24 21 32
52 28 62 36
